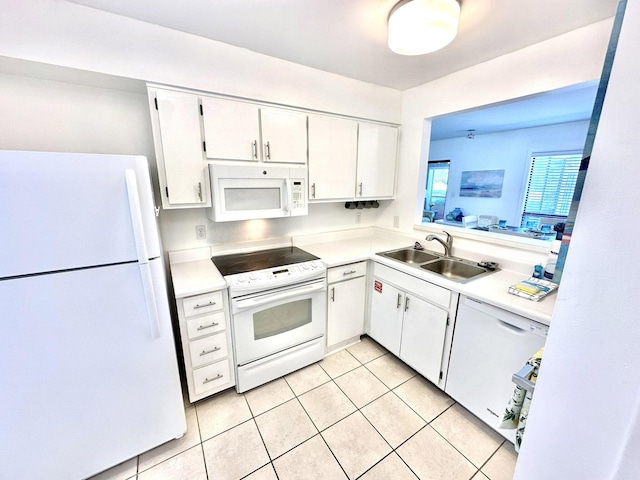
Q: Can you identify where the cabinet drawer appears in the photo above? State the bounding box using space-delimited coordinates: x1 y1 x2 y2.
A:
183 291 223 318
328 261 367 283
192 359 232 396
189 331 228 368
186 311 226 340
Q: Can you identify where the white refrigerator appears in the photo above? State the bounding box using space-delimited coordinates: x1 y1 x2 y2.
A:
0 151 186 480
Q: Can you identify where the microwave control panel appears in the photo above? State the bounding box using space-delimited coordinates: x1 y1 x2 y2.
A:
291 179 306 213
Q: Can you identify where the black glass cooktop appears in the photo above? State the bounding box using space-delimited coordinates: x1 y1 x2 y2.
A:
211 246 319 276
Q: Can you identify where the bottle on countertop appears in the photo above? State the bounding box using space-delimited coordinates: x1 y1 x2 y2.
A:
533 264 544 279
544 230 563 280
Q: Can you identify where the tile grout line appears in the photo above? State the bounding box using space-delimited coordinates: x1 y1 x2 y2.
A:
176 336 511 480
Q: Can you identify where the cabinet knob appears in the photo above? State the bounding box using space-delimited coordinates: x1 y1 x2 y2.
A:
252 140 258 159
312 183 316 199
265 141 271 160
358 182 363 196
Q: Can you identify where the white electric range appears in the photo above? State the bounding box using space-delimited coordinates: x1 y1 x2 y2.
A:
212 246 327 392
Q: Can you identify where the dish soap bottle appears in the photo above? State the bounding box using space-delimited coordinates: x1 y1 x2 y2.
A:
544 237 562 280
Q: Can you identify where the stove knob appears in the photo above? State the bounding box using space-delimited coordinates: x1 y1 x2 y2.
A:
237 274 247 283
301 264 309 270
249 273 257 280
310 261 319 269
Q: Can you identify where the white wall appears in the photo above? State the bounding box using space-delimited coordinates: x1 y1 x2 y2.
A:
428 121 589 225
0 67 388 252
0 0 615 255
0 0 403 252
381 19 613 234
0 0 400 123
515 1 640 478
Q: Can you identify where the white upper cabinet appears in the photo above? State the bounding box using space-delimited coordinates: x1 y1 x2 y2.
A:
308 115 358 201
151 88 209 209
201 99 307 164
260 108 308 164
201 97 260 162
356 123 398 199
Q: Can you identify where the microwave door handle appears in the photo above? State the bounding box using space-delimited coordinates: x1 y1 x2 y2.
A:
235 282 325 310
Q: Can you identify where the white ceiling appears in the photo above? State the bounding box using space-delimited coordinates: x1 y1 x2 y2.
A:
65 0 619 90
430 80 600 140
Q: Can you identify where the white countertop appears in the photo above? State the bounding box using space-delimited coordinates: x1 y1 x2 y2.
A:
168 228 556 325
169 254 226 299
293 231 555 326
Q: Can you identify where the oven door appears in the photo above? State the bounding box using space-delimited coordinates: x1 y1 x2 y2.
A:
231 279 326 365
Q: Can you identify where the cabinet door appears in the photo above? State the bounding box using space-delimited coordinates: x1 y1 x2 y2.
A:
356 123 398 199
308 115 358 201
201 97 260 161
400 295 448 384
155 89 208 207
260 108 308 164
369 279 404 356
327 276 366 347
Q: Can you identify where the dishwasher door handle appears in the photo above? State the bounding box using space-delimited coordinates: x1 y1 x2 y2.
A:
496 319 527 335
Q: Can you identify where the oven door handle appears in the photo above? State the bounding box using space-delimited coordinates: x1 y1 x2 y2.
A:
234 282 325 311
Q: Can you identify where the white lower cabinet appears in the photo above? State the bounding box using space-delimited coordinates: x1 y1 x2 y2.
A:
369 262 457 387
326 262 367 352
175 289 235 402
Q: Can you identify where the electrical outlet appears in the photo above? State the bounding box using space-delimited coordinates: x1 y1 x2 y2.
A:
393 216 400 228
355 212 361 224
195 225 206 240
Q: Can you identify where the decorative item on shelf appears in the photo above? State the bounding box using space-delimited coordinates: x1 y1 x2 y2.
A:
387 0 461 55
446 207 464 221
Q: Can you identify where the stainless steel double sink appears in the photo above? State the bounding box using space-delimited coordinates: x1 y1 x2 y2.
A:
376 247 499 283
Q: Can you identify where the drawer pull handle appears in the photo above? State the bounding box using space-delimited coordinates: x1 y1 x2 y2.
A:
203 373 223 384
197 322 220 331
194 301 216 309
343 270 356 276
200 346 221 356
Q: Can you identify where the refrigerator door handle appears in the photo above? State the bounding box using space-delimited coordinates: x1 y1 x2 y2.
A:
125 169 161 338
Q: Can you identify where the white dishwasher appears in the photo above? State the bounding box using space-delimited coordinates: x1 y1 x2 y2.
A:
445 295 548 444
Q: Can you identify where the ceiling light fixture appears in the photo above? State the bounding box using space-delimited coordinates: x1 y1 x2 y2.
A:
388 0 461 56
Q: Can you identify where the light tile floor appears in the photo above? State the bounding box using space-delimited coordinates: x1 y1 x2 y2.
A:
89 336 517 480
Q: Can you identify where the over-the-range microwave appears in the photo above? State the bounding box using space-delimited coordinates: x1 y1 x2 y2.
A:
208 163 308 222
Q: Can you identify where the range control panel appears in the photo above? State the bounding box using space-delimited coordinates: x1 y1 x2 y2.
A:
227 260 325 292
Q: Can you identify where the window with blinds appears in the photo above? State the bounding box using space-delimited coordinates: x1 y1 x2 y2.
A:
522 153 582 220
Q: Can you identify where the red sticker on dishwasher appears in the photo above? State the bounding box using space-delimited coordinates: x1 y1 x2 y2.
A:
374 280 383 293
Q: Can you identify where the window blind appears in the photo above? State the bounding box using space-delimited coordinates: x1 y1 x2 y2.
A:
523 154 582 218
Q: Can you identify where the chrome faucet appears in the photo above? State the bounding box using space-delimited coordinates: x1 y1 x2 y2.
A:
425 231 453 257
